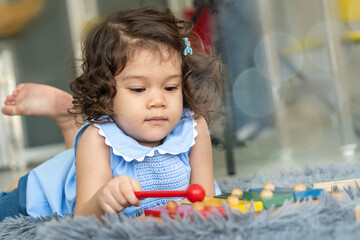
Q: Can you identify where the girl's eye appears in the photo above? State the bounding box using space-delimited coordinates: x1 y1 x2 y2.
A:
164 86 178 92
130 88 145 93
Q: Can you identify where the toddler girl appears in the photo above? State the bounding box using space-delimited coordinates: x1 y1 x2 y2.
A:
0 6 223 221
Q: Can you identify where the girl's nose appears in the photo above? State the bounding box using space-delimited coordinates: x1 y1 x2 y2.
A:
147 92 166 108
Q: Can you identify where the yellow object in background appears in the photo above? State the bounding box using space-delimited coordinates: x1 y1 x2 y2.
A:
338 0 360 41
339 0 360 21
0 0 46 37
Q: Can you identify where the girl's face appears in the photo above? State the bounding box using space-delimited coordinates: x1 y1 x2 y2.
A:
112 48 183 147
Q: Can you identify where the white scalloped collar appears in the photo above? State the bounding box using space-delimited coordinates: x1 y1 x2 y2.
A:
94 109 197 162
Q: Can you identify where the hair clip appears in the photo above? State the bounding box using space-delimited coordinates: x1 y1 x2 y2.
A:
183 37 193 56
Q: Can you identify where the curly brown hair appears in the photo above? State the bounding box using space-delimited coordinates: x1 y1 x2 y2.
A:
70 6 224 124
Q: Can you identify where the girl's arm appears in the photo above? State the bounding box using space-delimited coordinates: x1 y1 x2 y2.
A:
189 117 215 197
74 125 141 218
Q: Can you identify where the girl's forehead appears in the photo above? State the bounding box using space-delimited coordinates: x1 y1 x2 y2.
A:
130 46 181 64
116 48 182 79
126 48 181 70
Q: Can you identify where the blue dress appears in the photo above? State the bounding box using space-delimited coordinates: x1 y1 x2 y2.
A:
26 109 221 218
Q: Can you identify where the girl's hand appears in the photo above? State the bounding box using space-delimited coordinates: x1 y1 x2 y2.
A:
97 175 142 214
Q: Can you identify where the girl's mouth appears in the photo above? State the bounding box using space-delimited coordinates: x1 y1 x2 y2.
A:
146 117 167 122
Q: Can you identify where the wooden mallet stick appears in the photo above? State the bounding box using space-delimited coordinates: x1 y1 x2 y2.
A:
134 184 205 202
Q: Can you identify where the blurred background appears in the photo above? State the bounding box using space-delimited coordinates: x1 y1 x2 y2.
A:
1 0 360 190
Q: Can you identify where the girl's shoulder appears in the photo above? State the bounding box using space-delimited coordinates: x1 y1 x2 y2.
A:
73 121 112 158
193 116 208 133
77 124 106 145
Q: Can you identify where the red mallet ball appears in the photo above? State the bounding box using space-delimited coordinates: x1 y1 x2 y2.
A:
186 184 206 203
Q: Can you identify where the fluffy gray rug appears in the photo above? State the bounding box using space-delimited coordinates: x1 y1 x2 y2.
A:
2 162 360 240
